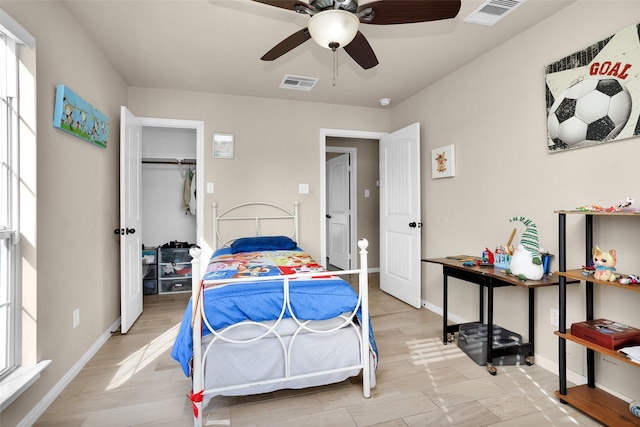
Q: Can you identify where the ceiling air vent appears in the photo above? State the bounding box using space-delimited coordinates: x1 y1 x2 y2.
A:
279 75 319 91
463 0 527 27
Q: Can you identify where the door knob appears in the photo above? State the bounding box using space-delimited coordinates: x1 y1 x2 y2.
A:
114 228 136 235
409 222 416 228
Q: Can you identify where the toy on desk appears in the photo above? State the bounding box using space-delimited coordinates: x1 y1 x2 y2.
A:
577 197 635 213
462 254 492 267
592 246 619 282
507 216 544 281
483 247 495 264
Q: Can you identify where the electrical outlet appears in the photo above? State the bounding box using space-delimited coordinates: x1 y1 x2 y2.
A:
73 308 80 329
550 308 559 327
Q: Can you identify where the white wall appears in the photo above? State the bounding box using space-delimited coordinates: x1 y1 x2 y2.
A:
393 0 640 401
127 88 391 263
1 2 128 426
4 0 640 424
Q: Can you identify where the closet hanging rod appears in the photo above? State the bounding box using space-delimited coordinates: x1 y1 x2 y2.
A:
142 157 196 165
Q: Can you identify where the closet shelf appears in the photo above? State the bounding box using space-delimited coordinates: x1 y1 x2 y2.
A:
142 157 196 165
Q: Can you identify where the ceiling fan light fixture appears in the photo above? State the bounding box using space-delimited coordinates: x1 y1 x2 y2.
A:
307 9 360 50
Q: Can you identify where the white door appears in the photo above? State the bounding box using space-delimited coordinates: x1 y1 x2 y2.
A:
327 153 350 270
379 123 421 308
119 106 143 333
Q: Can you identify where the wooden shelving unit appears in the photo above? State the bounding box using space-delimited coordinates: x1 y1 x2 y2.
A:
555 211 640 426
554 385 640 426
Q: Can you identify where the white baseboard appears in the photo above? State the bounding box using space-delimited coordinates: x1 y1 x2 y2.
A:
19 317 121 427
422 299 469 325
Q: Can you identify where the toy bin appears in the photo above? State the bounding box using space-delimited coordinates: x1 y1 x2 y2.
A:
493 253 511 269
457 322 524 366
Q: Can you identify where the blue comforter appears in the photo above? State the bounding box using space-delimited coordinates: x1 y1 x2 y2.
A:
171 248 377 376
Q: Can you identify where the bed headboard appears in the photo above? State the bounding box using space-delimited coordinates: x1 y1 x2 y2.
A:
211 201 299 251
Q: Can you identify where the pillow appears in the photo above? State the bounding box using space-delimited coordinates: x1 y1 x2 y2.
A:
230 235 297 253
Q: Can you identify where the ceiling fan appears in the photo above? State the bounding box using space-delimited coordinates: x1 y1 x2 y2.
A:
253 0 462 70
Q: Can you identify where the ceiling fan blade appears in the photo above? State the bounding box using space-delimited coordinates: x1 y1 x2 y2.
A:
252 0 312 13
359 0 461 25
261 28 312 61
344 31 379 70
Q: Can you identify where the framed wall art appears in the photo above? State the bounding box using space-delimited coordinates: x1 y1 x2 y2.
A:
545 22 640 152
212 133 234 159
52 84 109 148
431 144 455 179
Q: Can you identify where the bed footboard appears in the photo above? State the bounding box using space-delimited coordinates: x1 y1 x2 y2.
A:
189 222 377 427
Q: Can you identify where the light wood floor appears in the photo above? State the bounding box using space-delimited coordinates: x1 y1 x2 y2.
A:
34 274 603 426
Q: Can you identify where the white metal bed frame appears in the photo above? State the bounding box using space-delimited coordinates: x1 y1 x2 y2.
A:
187 202 371 427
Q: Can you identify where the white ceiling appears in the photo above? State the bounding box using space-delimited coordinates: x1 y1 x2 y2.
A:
62 0 575 109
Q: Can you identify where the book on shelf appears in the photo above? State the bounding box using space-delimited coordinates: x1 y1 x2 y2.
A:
618 345 640 363
570 319 640 350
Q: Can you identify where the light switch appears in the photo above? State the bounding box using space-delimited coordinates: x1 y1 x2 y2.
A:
206 182 214 194
298 183 309 194
364 189 370 198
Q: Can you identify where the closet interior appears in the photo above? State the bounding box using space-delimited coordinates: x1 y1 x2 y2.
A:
141 126 197 294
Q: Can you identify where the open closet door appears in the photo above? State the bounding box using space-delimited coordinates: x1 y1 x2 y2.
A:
118 106 143 333
379 123 421 308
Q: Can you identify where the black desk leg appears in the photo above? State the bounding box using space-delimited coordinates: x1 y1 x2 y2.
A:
479 284 484 323
486 279 497 375
527 287 535 365
443 272 448 344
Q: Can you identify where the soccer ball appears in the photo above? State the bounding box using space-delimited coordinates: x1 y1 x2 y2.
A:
547 78 632 147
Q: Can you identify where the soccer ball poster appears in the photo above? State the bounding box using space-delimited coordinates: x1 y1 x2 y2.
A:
545 23 640 152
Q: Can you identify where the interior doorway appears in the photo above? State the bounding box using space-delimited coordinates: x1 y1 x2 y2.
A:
320 124 422 308
119 109 204 332
321 129 384 272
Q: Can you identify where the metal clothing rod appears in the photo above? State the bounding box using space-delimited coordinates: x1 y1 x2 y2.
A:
141 157 195 165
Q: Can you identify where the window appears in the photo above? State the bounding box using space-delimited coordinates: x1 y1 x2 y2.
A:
0 12 48 413
0 27 21 380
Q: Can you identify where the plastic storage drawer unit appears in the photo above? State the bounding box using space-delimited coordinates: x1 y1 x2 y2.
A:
143 279 158 295
159 248 192 263
159 278 192 294
158 247 193 293
142 247 158 295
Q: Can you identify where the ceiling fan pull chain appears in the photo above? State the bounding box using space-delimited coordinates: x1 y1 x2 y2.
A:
333 49 337 86
330 42 340 86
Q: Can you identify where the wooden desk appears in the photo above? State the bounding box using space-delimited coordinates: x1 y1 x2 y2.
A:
424 257 572 375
